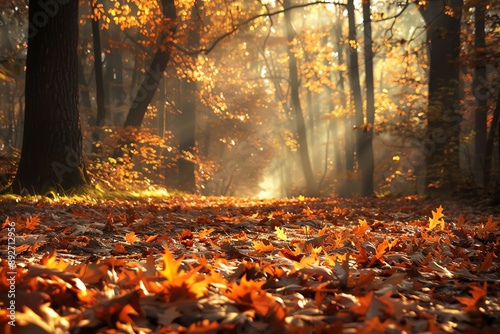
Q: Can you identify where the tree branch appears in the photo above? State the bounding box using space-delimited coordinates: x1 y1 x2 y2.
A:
173 1 347 55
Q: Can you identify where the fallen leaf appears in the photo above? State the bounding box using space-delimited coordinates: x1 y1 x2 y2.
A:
125 232 140 243
275 226 287 241
427 205 445 231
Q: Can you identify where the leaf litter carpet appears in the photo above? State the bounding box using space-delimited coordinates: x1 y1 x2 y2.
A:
0 195 499 333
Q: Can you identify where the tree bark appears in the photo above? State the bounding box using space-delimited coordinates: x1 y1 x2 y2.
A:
419 0 463 194
361 0 375 196
485 87 500 185
91 1 106 126
175 77 197 193
123 0 176 128
334 22 355 176
11 0 89 195
347 0 367 196
104 26 127 106
174 4 200 193
473 0 487 186
284 0 318 197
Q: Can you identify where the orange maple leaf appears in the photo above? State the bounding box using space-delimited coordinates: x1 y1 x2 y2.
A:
222 275 278 315
179 229 193 240
479 252 495 271
279 246 303 262
478 216 499 232
293 254 319 270
456 283 487 312
356 270 376 289
250 240 274 255
125 232 140 243
351 291 374 315
198 228 215 239
375 238 398 260
1 217 11 229
144 234 158 243
25 214 40 230
16 244 30 254
112 244 127 254
427 205 445 230
158 248 184 281
353 219 371 237
318 225 328 236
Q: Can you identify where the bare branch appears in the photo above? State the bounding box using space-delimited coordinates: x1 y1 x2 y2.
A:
173 1 347 55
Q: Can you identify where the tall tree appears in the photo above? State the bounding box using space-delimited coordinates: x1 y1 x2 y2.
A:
104 26 127 107
11 0 89 194
419 0 463 194
485 88 500 185
473 0 487 186
361 0 375 196
123 0 176 128
347 0 367 196
173 4 199 193
334 21 355 177
283 0 318 197
91 0 106 126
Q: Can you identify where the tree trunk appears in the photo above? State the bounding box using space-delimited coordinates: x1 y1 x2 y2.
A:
92 1 106 126
347 0 366 197
473 0 487 186
123 0 176 128
284 0 318 197
361 0 375 196
78 45 92 110
485 88 500 185
176 89 196 193
11 0 89 195
419 0 463 194
307 89 315 160
104 26 127 106
174 5 199 193
334 22 355 175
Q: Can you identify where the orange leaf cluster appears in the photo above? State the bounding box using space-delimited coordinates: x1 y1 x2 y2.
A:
0 196 498 333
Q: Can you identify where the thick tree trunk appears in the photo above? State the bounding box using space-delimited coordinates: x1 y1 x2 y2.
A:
283 0 318 197
123 0 176 128
92 1 106 126
473 0 487 186
172 4 199 193
175 77 197 193
419 0 463 194
361 0 375 196
12 0 89 195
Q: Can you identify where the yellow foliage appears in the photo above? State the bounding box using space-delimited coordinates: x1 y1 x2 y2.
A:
275 226 287 241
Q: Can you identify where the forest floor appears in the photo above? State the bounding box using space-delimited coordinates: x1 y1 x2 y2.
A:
0 194 499 334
